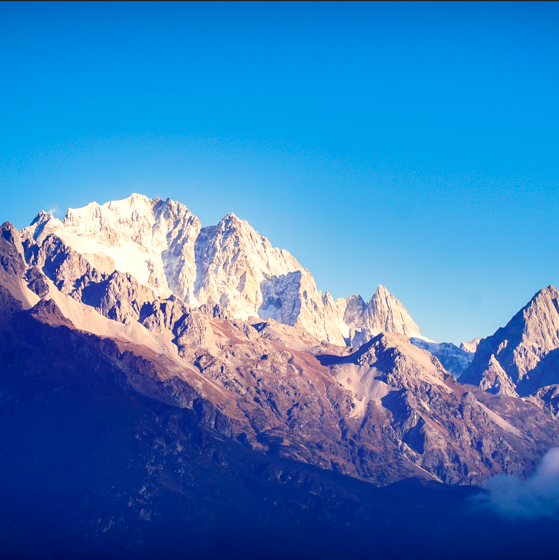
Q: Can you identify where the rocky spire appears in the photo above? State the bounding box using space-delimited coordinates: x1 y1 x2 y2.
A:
365 285 422 338
461 285 559 396
342 285 424 346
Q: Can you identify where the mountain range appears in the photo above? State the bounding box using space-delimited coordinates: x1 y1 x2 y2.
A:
2 194 559 558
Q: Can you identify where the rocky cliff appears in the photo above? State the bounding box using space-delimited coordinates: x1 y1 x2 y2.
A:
461 286 559 397
21 195 430 346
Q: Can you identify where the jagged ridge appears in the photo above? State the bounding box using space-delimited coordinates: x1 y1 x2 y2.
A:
21 194 425 345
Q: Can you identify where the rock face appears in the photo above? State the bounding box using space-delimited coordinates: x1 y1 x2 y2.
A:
1 222 26 277
410 338 474 377
461 286 559 397
21 196 350 343
329 332 556 484
343 286 425 346
526 384 559 418
365 286 422 337
460 337 482 353
20 195 429 345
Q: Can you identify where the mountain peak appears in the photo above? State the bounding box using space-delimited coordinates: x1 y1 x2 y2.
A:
341 286 424 347
367 285 422 338
531 285 559 305
30 209 52 226
374 285 389 297
461 285 559 396
219 212 245 230
223 212 239 220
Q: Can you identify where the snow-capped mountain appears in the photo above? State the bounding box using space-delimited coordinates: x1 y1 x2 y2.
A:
3 193 559 559
4 216 558 490
3 193 559 495
21 194 424 346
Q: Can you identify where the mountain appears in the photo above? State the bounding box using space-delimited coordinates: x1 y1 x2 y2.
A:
460 337 482 353
343 286 427 346
21 194 430 347
325 331 556 484
1 290 557 560
461 286 559 397
4 199 558 486
409 338 475 377
3 195 559 558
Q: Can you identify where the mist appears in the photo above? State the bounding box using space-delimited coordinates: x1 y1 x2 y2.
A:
479 448 559 519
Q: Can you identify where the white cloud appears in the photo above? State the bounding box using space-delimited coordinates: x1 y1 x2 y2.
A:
479 448 559 519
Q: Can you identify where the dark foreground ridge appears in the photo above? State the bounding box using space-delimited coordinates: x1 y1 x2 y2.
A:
0 290 557 560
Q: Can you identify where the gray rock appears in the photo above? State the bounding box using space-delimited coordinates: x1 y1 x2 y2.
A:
0 222 25 277
25 267 50 298
410 338 474 377
461 286 559 396
526 384 559 418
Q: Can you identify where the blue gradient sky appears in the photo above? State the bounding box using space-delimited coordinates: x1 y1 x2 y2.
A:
1 1 558 344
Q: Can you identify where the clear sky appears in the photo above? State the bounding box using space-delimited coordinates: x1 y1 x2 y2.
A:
1 1 558 344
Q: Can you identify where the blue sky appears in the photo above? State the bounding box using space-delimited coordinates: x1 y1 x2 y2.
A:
1 1 558 344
